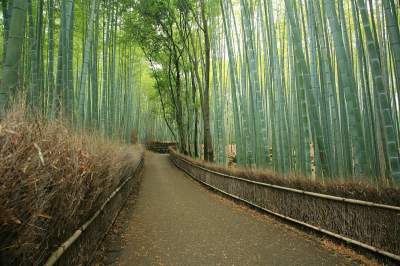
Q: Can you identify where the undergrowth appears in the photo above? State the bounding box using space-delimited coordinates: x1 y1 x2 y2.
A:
0 103 143 265
170 149 400 206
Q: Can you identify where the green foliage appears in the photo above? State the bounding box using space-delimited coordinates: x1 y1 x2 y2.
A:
0 0 170 142
1 0 400 186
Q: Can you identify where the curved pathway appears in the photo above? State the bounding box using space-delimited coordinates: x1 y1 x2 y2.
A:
103 152 356 266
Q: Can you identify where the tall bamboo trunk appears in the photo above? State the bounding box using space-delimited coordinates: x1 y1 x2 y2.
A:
0 0 27 113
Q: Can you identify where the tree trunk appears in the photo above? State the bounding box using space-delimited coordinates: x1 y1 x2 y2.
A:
0 0 27 114
200 0 214 162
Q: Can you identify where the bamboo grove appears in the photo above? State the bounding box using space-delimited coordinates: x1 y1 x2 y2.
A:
1 0 400 185
226 0 400 183
0 0 173 142
130 0 400 185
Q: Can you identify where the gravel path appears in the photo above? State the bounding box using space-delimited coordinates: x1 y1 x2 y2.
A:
101 152 356 266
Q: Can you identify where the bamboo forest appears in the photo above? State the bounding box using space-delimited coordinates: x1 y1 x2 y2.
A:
2 0 400 265
2 0 400 183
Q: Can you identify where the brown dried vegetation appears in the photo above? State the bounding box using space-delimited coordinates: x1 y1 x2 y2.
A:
0 104 143 265
170 149 400 206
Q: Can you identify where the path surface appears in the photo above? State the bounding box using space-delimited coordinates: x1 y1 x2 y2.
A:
105 152 355 266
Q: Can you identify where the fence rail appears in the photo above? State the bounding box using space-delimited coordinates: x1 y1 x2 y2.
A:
44 157 144 266
170 152 400 262
145 142 176 154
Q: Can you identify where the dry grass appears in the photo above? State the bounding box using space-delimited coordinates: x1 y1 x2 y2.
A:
0 103 143 265
321 239 380 266
170 149 400 206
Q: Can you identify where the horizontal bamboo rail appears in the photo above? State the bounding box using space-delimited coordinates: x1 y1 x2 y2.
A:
145 142 176 153
177 157 400 211
170 152 400 262
44 157 144 266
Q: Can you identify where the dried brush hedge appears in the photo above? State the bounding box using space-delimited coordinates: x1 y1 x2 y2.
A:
0 104 143 265
170 149 400 206
171 149 400 259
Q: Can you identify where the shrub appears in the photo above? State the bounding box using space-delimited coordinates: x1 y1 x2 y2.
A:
0 104 143 265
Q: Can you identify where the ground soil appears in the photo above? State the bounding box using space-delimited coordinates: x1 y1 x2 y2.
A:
93 152 377 266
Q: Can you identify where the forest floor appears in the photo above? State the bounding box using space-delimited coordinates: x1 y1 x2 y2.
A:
93 152 376 266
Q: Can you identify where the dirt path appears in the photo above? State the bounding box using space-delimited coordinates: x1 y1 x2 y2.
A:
97 152 357 266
